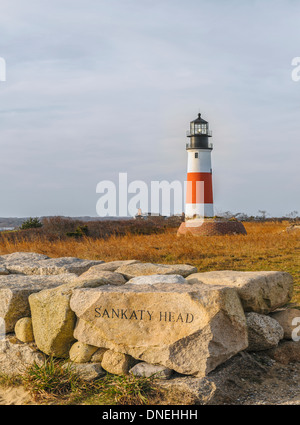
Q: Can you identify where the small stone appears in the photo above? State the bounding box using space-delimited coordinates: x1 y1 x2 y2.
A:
69 342 98 363
246 312 284 351
63 362 105 381
129 362 173 379
270 308 300 340
90 348 108 363
127 274 187 285
15 317 34 343
101 350 138 375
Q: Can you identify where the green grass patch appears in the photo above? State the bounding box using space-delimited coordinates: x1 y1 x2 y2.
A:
84 373 162 405
22 357 83 401
22 357 162 405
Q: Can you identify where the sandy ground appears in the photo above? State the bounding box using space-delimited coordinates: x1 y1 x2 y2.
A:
0 385 299 405
0 354 299 405
0 386 34 405
0 385 299 406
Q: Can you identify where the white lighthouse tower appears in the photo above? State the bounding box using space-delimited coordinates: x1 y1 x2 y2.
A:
185 113 214 219
178 112 247 236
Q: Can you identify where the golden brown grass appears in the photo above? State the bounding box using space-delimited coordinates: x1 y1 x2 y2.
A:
0 221 299 303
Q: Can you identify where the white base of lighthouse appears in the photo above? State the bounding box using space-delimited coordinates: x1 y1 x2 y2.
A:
185 148 214 220
185 203 214 219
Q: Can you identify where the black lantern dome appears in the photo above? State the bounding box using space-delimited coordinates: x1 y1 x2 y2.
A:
186 113 212 150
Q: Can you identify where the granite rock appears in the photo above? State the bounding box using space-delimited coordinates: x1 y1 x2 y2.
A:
129 362 173 379
0 273 76 333
270 308 300 340
101 350 138 375
246 312 284 351
76 270 127 286
0 335 44 376
85 260 140 273
0 252 103 276
69 341 99 363
63 362 105 381
187 271 293 314
127 274 187 285
116 262 197 279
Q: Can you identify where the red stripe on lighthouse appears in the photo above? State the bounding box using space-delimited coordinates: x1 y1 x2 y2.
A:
186 172 213 204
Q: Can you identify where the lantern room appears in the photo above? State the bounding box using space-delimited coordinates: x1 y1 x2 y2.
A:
186 113 212 150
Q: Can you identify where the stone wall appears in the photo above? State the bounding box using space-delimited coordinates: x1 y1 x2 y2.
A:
177 220 247 236
0 252 298 385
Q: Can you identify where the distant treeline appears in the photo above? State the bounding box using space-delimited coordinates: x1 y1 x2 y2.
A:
215 210 299 222
0 216 182 242
0 216 131 229
0 211 299 229
0 212 298 243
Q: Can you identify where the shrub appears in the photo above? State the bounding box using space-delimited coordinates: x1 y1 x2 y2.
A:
20 217 43 230
42 217 83 238
66 225 89 239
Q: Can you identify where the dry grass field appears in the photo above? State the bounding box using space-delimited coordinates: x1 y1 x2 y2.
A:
0 220 299 405
0 220 299 304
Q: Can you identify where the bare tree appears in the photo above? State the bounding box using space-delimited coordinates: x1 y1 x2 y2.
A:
257 210 269 221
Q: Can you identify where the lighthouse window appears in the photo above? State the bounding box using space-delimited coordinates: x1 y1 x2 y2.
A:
195 153 198 158
194 124 207 134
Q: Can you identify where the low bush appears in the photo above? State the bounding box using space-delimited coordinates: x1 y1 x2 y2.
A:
20 217 43 230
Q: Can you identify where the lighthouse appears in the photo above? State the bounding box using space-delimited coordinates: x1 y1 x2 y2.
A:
185 113 214 219
178 112 247 236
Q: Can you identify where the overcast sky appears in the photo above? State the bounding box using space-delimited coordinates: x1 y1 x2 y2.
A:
0 0 299 218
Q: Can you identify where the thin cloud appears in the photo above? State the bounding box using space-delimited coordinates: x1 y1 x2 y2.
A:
0 0 299 217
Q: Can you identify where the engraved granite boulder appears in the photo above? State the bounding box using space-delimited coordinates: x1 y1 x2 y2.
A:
70 282 248 377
